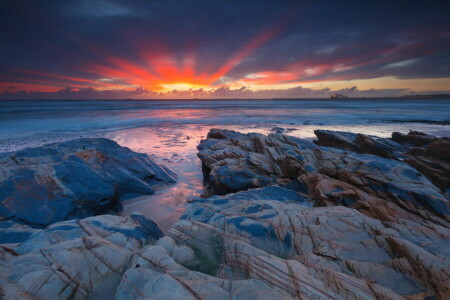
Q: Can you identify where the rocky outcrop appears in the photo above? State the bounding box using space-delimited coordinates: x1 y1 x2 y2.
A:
177 187 450 299
198 129 449 217
0 138 176 227
0 213 294 299
314 129 450 192
1 129 449 299
314 129 407 159
0 213 164 299
192 128 450 299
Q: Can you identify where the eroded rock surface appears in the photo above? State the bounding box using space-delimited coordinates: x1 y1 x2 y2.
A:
0 138 176 227
190 128 450 299
1 130 449 299
0 213 293 300
315 129 450 192
198 129 449 217
0 213 164 299
178 187 450 299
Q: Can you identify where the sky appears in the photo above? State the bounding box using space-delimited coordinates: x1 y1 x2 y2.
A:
1 0 449 99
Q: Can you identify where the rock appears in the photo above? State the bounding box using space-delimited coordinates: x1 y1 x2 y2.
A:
270 127 286 134
173 181 450 298
314 129 406 159
425 139 450 161
0 221 38 245
314 130 450 193
404 156 450 192
198 129 449 217
114 244 294 300
13 212 164 255
392 131 436 146
0 138 176 227
1 129 450 299
0 214 164 299
190 129 450 298
0 213 296 300
314 130 361 152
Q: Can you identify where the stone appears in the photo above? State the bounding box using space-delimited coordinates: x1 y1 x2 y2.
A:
198 129 449 217
0 138 176 227
314 129 450 193
392 131 436 147
0 213 165 299
173 183 450 299
1 129 450 299
314 129 407 159
0 221 38 245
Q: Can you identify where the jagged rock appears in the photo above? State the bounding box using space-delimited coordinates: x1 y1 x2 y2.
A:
175 185 450 299
404 156 450 192
392 131 437 146
0 138 176 227
270 127 296 134
314 130 362 152
0 213 164 299
1 130 450 299
314 130 450 192
314 129 407 159
0 213 295 300
114 243 293 300
13 212 164 255
198 129 449 217
424 139 450 161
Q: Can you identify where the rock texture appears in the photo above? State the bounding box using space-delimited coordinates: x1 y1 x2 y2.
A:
192 129 450 299
0 138 176 227
314 129 450 193
198 129 449 217
1 130 449 299
0 213 164 299
0 213 294 300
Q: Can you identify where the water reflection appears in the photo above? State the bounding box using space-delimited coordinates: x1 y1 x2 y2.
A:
108 125 205 232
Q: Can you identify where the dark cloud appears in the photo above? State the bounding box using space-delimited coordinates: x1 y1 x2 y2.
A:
2 85 448 100
0 0 449 96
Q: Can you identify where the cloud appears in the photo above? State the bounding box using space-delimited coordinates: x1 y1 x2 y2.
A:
0 1 449 93
2 85 447 100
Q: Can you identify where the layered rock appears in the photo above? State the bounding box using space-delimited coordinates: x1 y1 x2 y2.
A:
198 129 449 217
177 188 450 299
0 213 164 299
0 213 295 300
0 138 176 227
314 129 450 193
191 128 450 299
1 129 450 299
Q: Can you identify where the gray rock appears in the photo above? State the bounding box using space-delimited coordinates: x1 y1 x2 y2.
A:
1 129 450 300
198 129 449 216
174 183 450 298
0 221 38 244
0 138 176 227
314 129 407 159
0 213 164 299
314 130 450 192
392 131 437 146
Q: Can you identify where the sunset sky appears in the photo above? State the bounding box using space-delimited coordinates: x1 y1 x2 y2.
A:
1 0 450 99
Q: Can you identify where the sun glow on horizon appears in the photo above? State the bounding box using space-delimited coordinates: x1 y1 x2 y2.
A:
158 82 207 91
